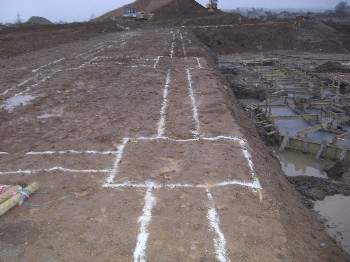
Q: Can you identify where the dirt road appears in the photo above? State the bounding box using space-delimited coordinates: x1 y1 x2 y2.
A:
0 27 347 261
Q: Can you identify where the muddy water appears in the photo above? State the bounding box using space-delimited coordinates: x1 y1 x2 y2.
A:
275 149 333 178
314 195 350 255
237 98 260 106
0 95 36 113
276 148 350 255
232 63 350 257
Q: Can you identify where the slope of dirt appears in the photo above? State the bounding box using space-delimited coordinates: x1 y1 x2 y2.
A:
193 22 294 54
0 22 122 59
204 56 349 260
183 12 243 26
95 0 206 21
0 26 348 261
151 0 207 19
323 19 350 51
193 20 348 54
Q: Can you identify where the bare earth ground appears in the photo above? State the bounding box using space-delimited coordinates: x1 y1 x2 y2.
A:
0 26 348 261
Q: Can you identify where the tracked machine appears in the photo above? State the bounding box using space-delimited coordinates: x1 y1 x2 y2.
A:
122 6 153 20
207 0 218 14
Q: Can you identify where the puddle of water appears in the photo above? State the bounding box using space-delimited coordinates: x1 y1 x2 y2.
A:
275 149 333 178
314 195 350 255
270 107 296 116
0 95 36 113
274 119 309 137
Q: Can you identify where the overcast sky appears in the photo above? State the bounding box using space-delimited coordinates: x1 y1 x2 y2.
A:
0 0 348 23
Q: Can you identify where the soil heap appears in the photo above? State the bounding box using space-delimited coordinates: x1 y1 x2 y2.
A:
27 16 53 25
316 61 350 73
95 0 207 21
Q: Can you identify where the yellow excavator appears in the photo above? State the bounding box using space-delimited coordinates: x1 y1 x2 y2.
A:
122 6 153 20
207 0 218 14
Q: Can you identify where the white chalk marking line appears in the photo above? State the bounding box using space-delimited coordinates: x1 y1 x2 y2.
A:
0 167 109 175
103 180 261 190
133 135 241 143
102 135 262 190
26 150 115 155
32 57 65 73
206 187 229 262
15 72 56 97
82 45 113 60
190 25 237 29
1 75 38 96
4 56 99 98
157 69 171 138
1 136 262 191
77 44 107 59
84 55 203 70
2 33 135 97
186 69 200 138
180 33 187 58
133 187 157 262
153 56 162 68
106 138 129 184
170 42 175 58
196 57 203 69
2 56 65 96
135 136 198 142
239 140 262 189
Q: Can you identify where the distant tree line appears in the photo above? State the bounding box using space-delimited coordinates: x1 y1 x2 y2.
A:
335 1 349 14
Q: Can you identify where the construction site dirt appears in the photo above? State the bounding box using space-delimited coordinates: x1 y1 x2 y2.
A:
1 4 350 262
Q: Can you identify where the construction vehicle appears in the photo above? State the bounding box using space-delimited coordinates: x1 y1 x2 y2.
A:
207 0 218 14
122 6 153 20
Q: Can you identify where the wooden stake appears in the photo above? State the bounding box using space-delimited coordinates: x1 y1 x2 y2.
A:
0 185 21 204
0 182 39 217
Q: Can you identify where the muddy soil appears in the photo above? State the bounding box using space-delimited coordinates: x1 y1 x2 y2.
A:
193 20 348 55
287 176 350 208
0 22 122 59
0 21 348 262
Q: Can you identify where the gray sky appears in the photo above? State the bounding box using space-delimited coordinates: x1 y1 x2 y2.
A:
0 0 348 23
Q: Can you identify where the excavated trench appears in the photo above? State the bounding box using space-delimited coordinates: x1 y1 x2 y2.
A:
192 19 350 256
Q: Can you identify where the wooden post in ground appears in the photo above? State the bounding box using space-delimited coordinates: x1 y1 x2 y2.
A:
332 137 338 159
316 140 327 159
340 148 348 162
0 182 39 217
303 135 309 154
279 131 289 152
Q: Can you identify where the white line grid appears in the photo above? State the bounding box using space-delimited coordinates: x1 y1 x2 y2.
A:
0 30 261 262
0 33 137 98
102 135 261 191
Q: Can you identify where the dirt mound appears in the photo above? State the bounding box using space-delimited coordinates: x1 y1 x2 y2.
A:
95 0 206 21
183 13 242 26
0 22 122 59
316 61 350 73
327 161 350 179
287 176 350 207
193 22 294 54
193 20 348 54
27 16 53 25
152 0 206 19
